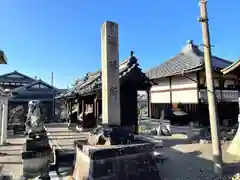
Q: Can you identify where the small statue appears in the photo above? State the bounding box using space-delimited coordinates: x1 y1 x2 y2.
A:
22 100 52 180
25 100 45 138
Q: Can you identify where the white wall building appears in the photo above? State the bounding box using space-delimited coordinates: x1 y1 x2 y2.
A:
145 40 239 125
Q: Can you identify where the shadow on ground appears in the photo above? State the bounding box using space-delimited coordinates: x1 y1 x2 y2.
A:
147 134 240 179
158 147 239 180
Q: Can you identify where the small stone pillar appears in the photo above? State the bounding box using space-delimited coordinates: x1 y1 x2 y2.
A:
101 21 120 126
1 99 8 145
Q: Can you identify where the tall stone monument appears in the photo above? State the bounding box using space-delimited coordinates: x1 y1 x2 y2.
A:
101 21 120 126
72 21 161 180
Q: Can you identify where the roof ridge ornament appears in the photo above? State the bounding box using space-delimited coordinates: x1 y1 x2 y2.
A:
130 50 134 57
187 40 193 44
181 40 195 52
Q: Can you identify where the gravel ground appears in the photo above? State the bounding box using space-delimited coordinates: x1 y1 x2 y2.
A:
154 137 240 180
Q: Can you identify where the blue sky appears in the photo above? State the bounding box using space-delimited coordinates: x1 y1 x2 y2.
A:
0 0 239 88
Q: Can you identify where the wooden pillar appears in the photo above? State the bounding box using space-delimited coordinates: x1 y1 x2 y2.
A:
94 97 97 118
147 90 151 119
77 97 81 117
81 99 85 114
96 99 99 121
66 101 69 115
69 100 72 115
94 93 100 125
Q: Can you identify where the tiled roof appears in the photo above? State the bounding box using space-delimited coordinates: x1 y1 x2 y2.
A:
55 87 76 99
145 40 233 79
11 79 58 93
56 54 152 99
76 55 140 95
221 58 240 75
0 70 36 81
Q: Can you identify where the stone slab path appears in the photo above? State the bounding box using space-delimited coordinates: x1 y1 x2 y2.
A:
0 123 88 180
1 123 239 180
45 123 90 151
0 135 24 180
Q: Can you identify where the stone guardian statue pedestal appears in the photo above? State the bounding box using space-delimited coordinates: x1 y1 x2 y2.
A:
21 100 53 180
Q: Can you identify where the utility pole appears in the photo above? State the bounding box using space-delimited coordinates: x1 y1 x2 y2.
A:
199 0 223 175
51 72 55 121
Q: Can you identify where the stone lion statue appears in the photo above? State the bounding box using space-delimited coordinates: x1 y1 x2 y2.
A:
25 100 45 137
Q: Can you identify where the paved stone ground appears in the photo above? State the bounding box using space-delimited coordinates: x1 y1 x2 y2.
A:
0 135 24 180
0 123 89 180
45 123 90 150
0 123 239 180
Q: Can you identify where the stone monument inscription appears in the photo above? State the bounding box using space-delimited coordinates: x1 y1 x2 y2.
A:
101 21 120 126
72 21 161 180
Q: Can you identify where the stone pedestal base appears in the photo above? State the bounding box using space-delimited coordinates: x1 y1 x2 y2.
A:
87 125 137 146
22 137 53 179
73 141 161 180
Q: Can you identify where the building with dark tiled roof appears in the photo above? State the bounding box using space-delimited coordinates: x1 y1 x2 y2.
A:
56 54 153 130
0 71 62 125
146 40 240 125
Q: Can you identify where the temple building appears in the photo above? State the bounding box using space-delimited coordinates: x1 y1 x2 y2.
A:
146 40 239 125
0 71 61 124
56 54 153 131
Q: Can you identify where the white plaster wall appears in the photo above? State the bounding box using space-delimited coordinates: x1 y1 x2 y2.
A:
151 92 171 103
150 73 198 104
171 73 197 89
171 73 198 103
150 78 170 103
151 78 170 91
172 90 198 103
